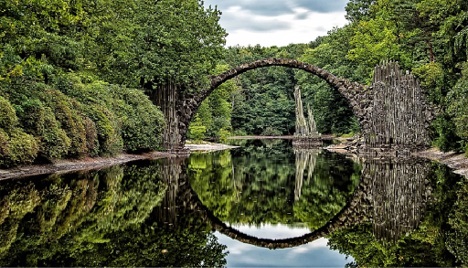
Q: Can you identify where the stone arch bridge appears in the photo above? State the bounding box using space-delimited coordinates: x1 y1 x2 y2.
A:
150 58 434 152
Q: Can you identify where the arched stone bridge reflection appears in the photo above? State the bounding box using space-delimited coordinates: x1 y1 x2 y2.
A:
155 155 433 249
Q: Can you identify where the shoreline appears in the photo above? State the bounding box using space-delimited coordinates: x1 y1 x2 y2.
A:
0 151 174 181
415 148 468 178
0 142 238 181
1 138 467 180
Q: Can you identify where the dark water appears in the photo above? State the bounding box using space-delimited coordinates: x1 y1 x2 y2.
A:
0 139 466 267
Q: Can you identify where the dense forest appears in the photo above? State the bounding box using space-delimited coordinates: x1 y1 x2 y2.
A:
0 0 225 167
1 0 468 167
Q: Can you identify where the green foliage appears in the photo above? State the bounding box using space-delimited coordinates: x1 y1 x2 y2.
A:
44 90 88 157
1 0 227 165
345 0 377 22
447 63 468 155
190 64 238 141
40 107 72 159
188 116 208 142
446 178 468 264
0 128 39 168
328 163 466 267
98 0 227 89
0 69 165 166
0 161 228 267
412 62 445 104
117 89 165 152
189 140 360 228
0 96 17 132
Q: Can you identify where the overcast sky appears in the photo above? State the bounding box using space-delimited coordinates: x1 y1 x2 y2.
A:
204 0 350 47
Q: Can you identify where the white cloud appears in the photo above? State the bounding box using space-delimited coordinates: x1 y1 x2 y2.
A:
205 0 349 47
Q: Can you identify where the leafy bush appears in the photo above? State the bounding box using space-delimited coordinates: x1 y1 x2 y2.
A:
0 129 9 165
40 107 72 160
16 98 46 136
0 96 18 132
84 104 123 156
43 90 87 157
0 128 39 167
58 75 165 153
116 89 165 152
82 116 99 157
188 116 207 142
0 72 165 167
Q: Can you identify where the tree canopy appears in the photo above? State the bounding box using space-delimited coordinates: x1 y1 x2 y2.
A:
0 0 227 167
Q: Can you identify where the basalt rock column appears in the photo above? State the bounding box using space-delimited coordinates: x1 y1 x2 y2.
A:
294 86 309 137
364 62 433 151
147 82 187 152
293 86 322 146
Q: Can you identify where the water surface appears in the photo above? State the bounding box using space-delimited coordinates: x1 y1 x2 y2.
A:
0 139 466 267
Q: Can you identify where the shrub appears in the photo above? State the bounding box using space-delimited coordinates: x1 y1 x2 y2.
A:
0 96 18 132
40 107 71 160
59 76 165 153
0 128 39 168
0 129 10 166
83 116 99 156
218 128 231 143
117 89 165 152
84 104 123 156
189 125 207 143
16 98 45 136
43 90 87 157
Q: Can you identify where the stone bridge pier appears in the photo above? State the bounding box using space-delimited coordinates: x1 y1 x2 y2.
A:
153 58 434 152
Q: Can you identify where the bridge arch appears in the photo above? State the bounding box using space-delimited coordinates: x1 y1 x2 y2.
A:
176 58 369 150
184 169 373 249
155 58 432 152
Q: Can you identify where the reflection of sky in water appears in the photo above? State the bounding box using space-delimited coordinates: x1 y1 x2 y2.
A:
215 224 352 267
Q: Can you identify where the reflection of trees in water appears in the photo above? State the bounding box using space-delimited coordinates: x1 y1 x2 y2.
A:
155 157 184 225
329 161 468 267
189 142 360 229
0 160 227 267
188 147 468 266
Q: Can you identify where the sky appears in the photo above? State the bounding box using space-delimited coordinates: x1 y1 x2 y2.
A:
203 0 350 47
214 224 352 267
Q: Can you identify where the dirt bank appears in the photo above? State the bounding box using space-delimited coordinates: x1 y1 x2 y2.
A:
0 142 239 181
0 152 174 181
185 142 239 152
415 148 468 178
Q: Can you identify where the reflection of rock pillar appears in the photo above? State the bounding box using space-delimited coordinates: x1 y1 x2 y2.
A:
294 149 320 201
156 157 187 226
363 159 431 241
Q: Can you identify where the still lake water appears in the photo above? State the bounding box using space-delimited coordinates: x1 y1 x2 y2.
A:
0 139 466 267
